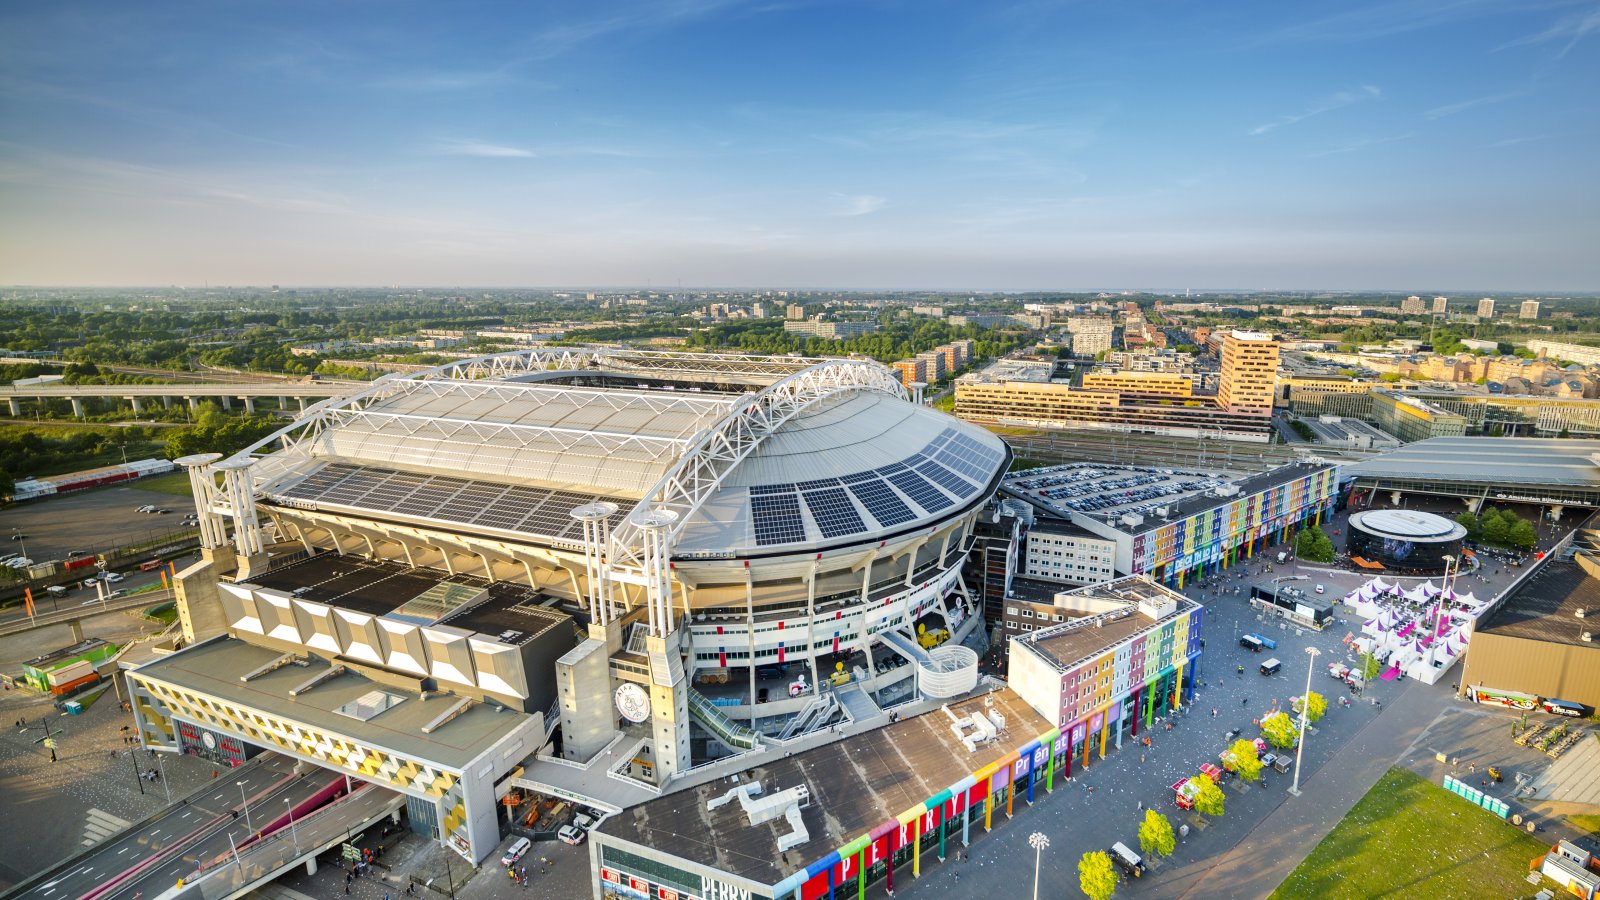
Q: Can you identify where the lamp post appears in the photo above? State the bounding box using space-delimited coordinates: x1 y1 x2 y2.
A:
1029 831 1049 900
1289 646 1320 796
284 798 299 853
237 781 253 834
154 750 171 804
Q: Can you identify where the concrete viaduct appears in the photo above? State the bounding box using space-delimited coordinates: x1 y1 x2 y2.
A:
0 381 363 418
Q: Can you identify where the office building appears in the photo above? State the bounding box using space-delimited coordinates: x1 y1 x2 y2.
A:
782 319 879 339
1369 389 1469 442
1216 330 1280 415
1002 460 1339 589
1080 371 1195 398
1021 519 1117 586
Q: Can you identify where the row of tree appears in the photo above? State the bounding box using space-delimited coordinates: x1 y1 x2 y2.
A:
1293 526 1337 563
1454 507 1537 549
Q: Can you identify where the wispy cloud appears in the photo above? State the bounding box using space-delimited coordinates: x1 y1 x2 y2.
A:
432 139 535 158
1488 133 1555 147
1496 5 1600 57
1252 85 1382 135
1257 0 1532 44
1424 90 1525 119
830 193 887 216
1308 131 1419 157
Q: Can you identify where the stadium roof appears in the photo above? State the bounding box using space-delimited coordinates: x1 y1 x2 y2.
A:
1475 553 1600 649
237 348 1008 559
1345 437 1600 489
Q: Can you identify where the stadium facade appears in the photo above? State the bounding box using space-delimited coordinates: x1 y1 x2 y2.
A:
128 349 1009 863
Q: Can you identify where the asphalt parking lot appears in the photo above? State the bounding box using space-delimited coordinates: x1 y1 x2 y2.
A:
0 483 193 568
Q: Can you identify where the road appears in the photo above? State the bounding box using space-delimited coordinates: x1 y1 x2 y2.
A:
8 754 308 900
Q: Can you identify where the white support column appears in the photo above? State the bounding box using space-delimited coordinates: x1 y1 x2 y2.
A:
213 458 264 558
175 453 226 550
571 502 619 626
632 507 679 638
805 561 820 693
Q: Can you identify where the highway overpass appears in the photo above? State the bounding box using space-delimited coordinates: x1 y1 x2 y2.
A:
0 383 363 418
0 591 173 640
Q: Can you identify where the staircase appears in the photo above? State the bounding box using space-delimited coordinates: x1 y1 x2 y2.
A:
777 693 839 741
879 628 932 666
688 687 761 751
835 684 881 722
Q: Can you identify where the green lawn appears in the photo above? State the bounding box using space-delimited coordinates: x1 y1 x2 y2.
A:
1570 813 1600 837
1271 767 1553 899
128 471 193 497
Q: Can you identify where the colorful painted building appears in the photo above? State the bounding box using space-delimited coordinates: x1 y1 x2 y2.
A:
590 689 1077 900
21 638 119 693
1003 460 1340 590
1007 577 1203 765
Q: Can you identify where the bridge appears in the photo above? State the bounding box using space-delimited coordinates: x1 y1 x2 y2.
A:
0 591 173 641
0 383 364 418
4 753 406 900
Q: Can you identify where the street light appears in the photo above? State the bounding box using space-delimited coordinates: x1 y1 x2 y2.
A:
237 781 253 834
284 798 299 853
1029 831 1050 900
1289 646 1321 796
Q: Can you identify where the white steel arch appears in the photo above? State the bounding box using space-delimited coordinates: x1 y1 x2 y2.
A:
606 359 908 634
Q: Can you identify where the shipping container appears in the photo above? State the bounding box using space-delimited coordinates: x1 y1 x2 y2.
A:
50 671 101 697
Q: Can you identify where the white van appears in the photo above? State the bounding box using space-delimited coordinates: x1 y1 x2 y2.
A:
500 836 531 867
1260 658 1283 676
1109 842 1145 877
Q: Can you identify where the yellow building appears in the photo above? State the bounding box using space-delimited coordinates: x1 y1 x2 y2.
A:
1081 370 1194 398
1217 331 1279 414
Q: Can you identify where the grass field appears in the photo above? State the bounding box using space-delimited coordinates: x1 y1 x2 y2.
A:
1570 813 1600 837
1271 767 1554 899
127 471 192 497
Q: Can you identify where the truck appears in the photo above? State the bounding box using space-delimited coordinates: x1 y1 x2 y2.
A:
1276 551 1288 563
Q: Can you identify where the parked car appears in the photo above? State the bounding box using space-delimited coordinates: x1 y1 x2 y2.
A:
573 811 598 831
558 824 587 845
500 836 531 866
104 572 125 583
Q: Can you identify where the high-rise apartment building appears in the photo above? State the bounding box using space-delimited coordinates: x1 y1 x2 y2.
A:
1401 296 1425 314
1216 330 1279 415
1064 317 1115 357
1432 296 1449 314
1477 297 1496 318
785 303 806 320
1520 300 1543 320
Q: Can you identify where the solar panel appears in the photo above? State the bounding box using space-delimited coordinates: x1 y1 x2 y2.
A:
845 478 917 527
795 477 841 491
749 483 795 496
751 493 806 545
916 459 977 498
801 487 866 539
885 470 953 513
268 462 629 541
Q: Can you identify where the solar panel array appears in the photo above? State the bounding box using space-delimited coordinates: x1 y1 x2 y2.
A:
273 462 629 542
742 426 1006 546
750 492 805 546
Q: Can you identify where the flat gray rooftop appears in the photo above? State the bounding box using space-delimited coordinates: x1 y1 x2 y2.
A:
1346 437 1600 488
1477 555 1600 650
133 636 534 771
598 688 1052 886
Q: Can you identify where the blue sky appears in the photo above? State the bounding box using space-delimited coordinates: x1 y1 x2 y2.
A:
1 0 1597 290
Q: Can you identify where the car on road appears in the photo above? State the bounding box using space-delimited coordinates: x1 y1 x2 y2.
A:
7 558 33 568
558 824 587 845
9 533 25 541
1314 583 1325 594
501 836 531 866
104 572 125 583
136 505 156 512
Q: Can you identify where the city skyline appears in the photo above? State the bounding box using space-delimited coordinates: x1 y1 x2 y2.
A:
2 0 1598 289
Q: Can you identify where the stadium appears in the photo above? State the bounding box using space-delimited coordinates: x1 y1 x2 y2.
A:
130 349 1008 861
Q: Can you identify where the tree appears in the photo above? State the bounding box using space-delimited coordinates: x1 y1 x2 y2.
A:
1260 711 1298 749
1191 773 1226 816
1138 809 1176 859
1226 738 1264 783
1078 850 1119 900
1294 691 1328 725
1296 526 1335 563
1508 518 1537 550
1455 511 1481 541
1481 511 1510 546
1359 651 1381 683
